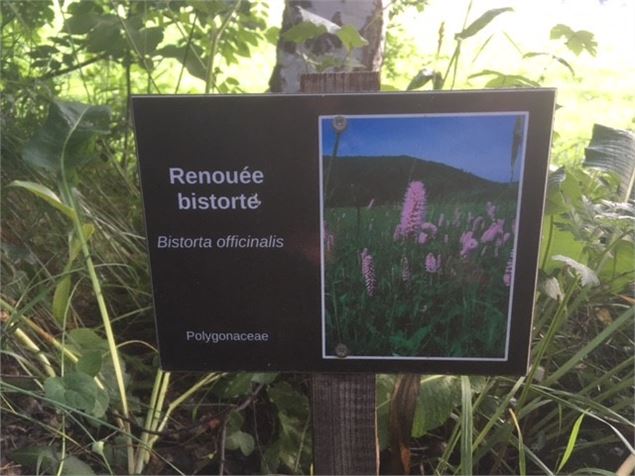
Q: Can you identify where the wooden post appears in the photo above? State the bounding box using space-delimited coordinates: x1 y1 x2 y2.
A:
301 71 380 475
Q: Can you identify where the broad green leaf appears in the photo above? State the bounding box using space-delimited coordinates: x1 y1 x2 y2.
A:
251 372 278 384
8 180 75 219
226 430 255 456
282 21 327 44
213 373 254 398
22 100 110 173
64 11 101 34
158 44 206 80
86 16 125 55
412 375 461 437
77 350 102 377
557 413 585 472
10 446 58 475
10 446 96 475
550 24 597 56
455 8 513 40
552 255 600 287
335 25 368 51
44 371 109 417
68 328 109 352
128 26 164 56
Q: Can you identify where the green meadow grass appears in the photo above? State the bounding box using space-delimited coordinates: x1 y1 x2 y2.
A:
324 197 517 358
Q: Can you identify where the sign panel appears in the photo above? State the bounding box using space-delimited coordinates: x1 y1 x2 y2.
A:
132 89 555 374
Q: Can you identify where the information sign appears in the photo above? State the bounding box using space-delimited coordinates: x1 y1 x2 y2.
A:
133 89 555 374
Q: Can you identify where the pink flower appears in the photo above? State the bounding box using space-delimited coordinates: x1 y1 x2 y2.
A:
421 222 438 237
425 253 441 273
401 256 411 283
486 201 497 220
503 252 513 286
481 219 505 243
360 248 376 296
394 181 427 240
417 232 429 245
460 231 478 258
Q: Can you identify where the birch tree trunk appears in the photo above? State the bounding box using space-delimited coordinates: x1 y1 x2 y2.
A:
269 0 386 93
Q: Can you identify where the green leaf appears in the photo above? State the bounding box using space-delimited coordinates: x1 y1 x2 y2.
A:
335 25 368 52
550 24 597 56
552 255 600 287
10 446 58 475
460 376 473 474
470 69 541 88
226 430 255 456
557 413 585 472
8 181 75 219
251 372 278 384
412 375 461 437
86 16 125 55
455 8 513 40
44 372 109 417
158 44 206 80
128 26 164 56
22 100 110 173
213 373 254 398
68 328 108 353
77 350 102 377
64 11 101 34
282 21 327 44
10 446 96 475
53 224 95 324
407 69 440 91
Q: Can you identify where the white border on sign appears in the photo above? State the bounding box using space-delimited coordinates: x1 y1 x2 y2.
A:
318 111 530 362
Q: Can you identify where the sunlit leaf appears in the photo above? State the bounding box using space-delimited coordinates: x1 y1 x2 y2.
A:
336 25 368 51
8 180 75 219
550 24 597 56
456 8 513 40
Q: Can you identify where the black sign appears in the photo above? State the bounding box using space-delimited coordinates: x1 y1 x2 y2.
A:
132 89 555 375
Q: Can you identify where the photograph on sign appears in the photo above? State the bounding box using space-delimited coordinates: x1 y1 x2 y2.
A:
319 113 527 361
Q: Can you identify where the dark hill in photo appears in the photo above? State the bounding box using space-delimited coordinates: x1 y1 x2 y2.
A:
323 155 517 207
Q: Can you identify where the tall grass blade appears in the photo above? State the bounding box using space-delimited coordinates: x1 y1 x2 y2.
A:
460 376 473 475
556 412 585 472
509 409 526 475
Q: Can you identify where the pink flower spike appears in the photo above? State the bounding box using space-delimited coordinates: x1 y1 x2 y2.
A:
425 252 441 273
401 256 411 283
418 232 429 245
503 252 513 286
360 248 376 296
397 181 427 240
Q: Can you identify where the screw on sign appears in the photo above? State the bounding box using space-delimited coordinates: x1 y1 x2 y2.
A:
333 115 348 132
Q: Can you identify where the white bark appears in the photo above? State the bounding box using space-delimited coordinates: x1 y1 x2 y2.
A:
269 0 385 93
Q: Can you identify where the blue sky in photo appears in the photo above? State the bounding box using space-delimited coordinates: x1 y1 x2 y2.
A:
320 114 525 183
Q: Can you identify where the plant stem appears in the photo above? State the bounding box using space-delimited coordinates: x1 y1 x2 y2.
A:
205 0 242 94
59 179 135 473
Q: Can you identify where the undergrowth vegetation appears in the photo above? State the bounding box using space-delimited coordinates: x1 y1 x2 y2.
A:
1 1 633 475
